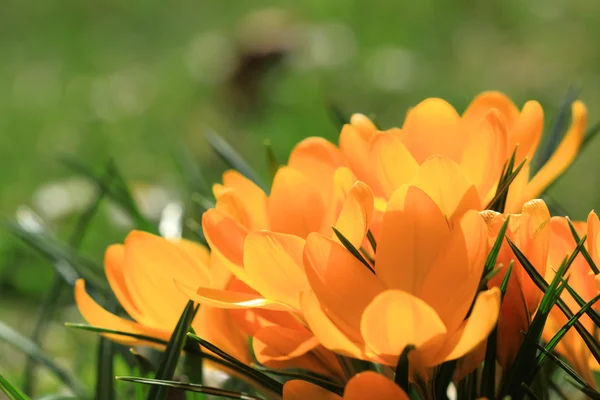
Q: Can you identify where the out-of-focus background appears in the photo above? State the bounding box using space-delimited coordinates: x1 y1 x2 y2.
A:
2 0 600 396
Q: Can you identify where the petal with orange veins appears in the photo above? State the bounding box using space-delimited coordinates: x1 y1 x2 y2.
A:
419 211 488 334
463 91 519 125
587 211 600 264
288 137 346 188
202 208 248 268
344 371 409 400
412 155 481 222
360 290 447 356
460 110 508 200
122 231 211 328
175 281 292 311
194 305 252 365
253 325 320 363
304 233 385 340
74 279 169 345
300 291 364 359
400 98 463 163
509 100 544 162
268 166 327 238
369 133 419 198
526 100 587 199
222 170 268 229
244 231 309 309
439 288 501 362
104 244 143 323
377 185 450 293
283 380 341 400
333 181 375 248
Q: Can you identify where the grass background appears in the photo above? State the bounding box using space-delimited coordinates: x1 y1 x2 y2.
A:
2 0 600 396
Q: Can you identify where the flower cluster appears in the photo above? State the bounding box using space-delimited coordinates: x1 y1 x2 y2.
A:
75 92 599 400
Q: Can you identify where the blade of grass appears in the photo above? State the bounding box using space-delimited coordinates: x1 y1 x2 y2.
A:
566 218 600 274
394 345 414 394
170 142 210 197
0 375 30 400
432 360 457 400
0 322 87 398
331 227 374 274
486 152 526 212
263 139 279 182
521 382 542 400
65 323 168 346
366 229 377 253
582 120 600 149
95 298 118 400
147 301 198 400
187 332 283 396
482 217 511 278
205 129 268 193
117 377 262 400
254 366 344 395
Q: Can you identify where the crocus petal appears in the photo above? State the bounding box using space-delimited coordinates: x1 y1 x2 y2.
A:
441 288 501 362
268 166 327 238
288 137 346 189
253 325 320 363
526 100 587 199
361 290 447 356
74 279 169 345
202 208 248 269
222 170 268 230
463 91 519 125
587 211 600 264
283 380 341 400
333 181 375 248
175 281 291 311
300 291 364 359
344 371 409 400
412 155 481 222
304 233 385 341
244 231 310 309
400 98 463 163
509 100 544 162
194 305 252 365
340 125 372 184
351 113 378 138
369 133 419 198
596 274 600 291
104 244 143 323
377 185 450 293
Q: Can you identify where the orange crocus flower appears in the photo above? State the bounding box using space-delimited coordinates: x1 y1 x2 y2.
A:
482 199 551 367
283 371 408 400
75 230 250 364
300 184 500 376
542 214 600 388
340 92 587 213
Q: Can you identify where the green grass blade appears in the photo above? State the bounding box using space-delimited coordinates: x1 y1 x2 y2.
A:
0 375 30 400
331 226 374 274
253 366 343 394
394 346 414 394
531 87 578 175
0 322 87 398
483 216 511 277
582 120 600 149
486 155 526 212
187 333 283 395
171 142 211 197
147 301 198 400
117 377 262 400
95 298 118 400
566 218 600 274
65 323 168 346
263 139 279 182
562 279 600 326
205 129 268 192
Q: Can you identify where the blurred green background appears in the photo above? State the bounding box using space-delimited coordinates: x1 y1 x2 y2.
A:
2 0 600 396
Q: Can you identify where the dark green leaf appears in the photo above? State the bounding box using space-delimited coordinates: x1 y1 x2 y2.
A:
521 382 541 400
394 345 414 394
582 120 600 149
205 129 268 192
254 366 344 395
366 229 377 253
96 298 118 400
562 279 600 327
531 87 579 175
0 322 87 398
331 226 374 274
566 218 600 274
482 217 510 276
147 301 197 400
117 377 262 399
171 142 210 197
187 332 283 395
486 153 526 212
65 323 168 346
264 139 279 181
0 375 30 400
432 360 456 400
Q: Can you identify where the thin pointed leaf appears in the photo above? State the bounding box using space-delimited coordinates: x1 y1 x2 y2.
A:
95 298 117 400
366 229 377 253
483 216 511 276
562 279 600 326
187 333 283 395
582 120 600 149
147 301 197 400
532 87 578 174
0 375 30 400
263 139 279 181
65 323 168 346
254 366 344 395
205 129 268 192
327 102 349 131
129 349 156 376
171 142 210 196
521 382 541 400
0 322 87 398
394 345 414 394
432 360 457 400
331 226 375 274
566 218 600 274
486 154 526 212
117 377 262 400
